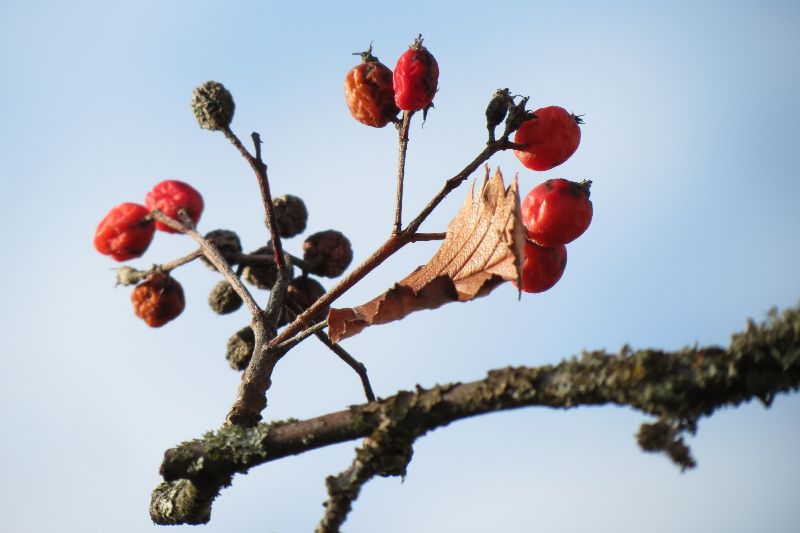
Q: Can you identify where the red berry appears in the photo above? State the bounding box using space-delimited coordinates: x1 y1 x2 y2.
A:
345 48 400 128
94 202 156 261
131 272 185 327
513 106 581 171
521 179 593 247
393 35 439 111
144 180 204 233
513 240 567 294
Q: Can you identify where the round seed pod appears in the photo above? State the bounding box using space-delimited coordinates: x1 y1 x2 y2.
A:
302 230 353 278
287 276 327 318
202 229 243 270
226 326 254 370
191 81 235 131
272 194 308 238
208 280 243 315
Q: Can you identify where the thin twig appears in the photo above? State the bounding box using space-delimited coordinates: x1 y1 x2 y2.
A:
393 110 413 234
409 232 446 242
404 137 522 234
150 210 261 317
114 249 204 286
314 330 376 403
275 320 329 351
222 128 286 270
283 298 375 403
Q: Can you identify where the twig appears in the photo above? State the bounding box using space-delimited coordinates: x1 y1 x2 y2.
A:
314 330 376 403
114 249 204 286
282 298 376 403
150 210 261 317
275 320 329 351
409 232 446 242
235 250 313 273
222 128 286 270
393 110 413 234
152 302 800 525
404 136 522 234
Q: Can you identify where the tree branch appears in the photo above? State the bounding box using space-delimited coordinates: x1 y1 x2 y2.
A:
151 303 800 525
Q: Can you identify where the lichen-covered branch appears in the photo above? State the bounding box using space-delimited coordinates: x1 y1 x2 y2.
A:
151 304 800 525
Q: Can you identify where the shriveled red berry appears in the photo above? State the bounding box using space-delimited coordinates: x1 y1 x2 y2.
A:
131 272 185 327
521 179 593 247
514 106 582 171
513 240 567 294
94 202 156 261
393 35 439 111
144 180 204 233
345 47 400 128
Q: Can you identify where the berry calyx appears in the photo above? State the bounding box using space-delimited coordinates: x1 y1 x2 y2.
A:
513 106 581 171
521 179 593 247
345 46 400 128
393 35 439 111
144 180 204 233
513 240 567 294
131 272 185 327
94 202 156 262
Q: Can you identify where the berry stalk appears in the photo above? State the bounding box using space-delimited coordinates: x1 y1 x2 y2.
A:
393 110 414 234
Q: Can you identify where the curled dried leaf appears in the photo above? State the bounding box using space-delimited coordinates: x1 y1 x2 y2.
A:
328 167 524 343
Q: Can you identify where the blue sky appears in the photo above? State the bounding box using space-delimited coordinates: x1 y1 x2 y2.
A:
1 1 799 531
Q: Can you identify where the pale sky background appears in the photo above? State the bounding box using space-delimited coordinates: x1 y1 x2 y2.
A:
1 1 799 532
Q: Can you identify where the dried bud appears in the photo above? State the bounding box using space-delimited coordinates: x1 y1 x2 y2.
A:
208 280 243 315
303 230 353 278
485 88 513 142
243 246 294 289
502 96 535 139
191 81 235 131
226 326 254 370
202 229 243 269
272 194 308 238
115 266 143 286
131 272 185 327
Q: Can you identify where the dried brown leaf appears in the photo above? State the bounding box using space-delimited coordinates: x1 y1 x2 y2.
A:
328 167 525 343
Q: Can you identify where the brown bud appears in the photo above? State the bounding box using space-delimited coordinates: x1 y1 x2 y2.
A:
131 272 185 327
226 326 254 370
303 230 353 278
202 229 242 270
191 81 235 131
208 280 243 315
272 194 308 238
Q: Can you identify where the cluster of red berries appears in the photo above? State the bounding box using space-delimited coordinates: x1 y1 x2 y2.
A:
515 179 592 293
344 35 439 127
95 176 353 333
93 180 204 326
510 107 592 293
